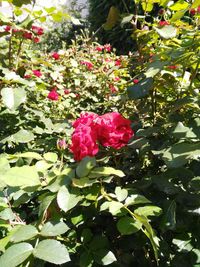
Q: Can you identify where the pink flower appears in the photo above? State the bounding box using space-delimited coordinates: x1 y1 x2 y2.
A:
96 112 133 149
70 125 99 161
23 31 32 39
47 89 59 101
24 74 31 79
64 89 71 94
159 21 170 27
52 52 60 60
32 25 44 35
109 84 118 93
104 44 112 52
72 112 98 129
57 139 67 150
114 77 120 82
133 79 139 84
5 25 11 32
80 61 93 70
167 65 178 70
32 70 42 77
115 59 121 66
33 37 40 43
95 46 103 52
197 6 200 13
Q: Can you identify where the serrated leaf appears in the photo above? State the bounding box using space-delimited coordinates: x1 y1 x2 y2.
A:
108 201 124 215
94 249 117 265
13 152 42 160
43 152 58 163
103 6 120 30
117 216 142 235
13 129 34 143
1 87 26 110
125 194 151 206
10 225 38 243
0 166 40 187
33 239 70 264
127 77 154 99
40 221 69 236
76 157 96 178
57 186 82 212
0 242 33 267
115 187 128 202
134 206 162 217
89 167 125 178
154 25 177 39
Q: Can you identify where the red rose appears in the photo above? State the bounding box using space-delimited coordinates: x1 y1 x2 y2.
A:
5 25 11 32
95 46 103 52
189 8 196 16
70 125 99 161
72 112 98 128
64 89 71 94
80 61 93 70
159 21 170 27
133 79 139 84
115 59 121 66
23 31 32 40
24 74 31 79
104 44 112 52
109 84 118 93
33 37 40 43
47 90 59 101
32 25 44 35
52 52 60 60
167 65 178 70
32 70 42 77
96 112 133 149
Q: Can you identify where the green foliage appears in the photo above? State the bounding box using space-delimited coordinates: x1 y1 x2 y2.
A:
0 0 200 266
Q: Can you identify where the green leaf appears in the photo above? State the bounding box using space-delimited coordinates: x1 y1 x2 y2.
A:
57 186 82 212
169 0 189 11
171 10 186 22
0 166 40 187
43 152 58 163
0 242 33 267
191 0 200 8
145 61 167 78
160 201 176 231
13 152 42 160
13 129 34 143
1 87 26 110
10 225 38 243
115 187 128 202
80 251 93 267
76 157 96 178
0 208 15 221
172 122 197 139
108 201 124 215
94 249 117 265
117 216 142 235
40 221 69 236
103 6 120 30
154 25 177 39
162 142 200 168
0 158 10 174
127 77 154 99
121 14 134 27
33 239 70 264
89 167 125 178
134 206 162 217
125 194 151 206
38 194 55 217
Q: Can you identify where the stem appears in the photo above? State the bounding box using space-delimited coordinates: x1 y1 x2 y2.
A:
188 59 200 92
15 39 24 70
8 32 13 69
121 0 129 13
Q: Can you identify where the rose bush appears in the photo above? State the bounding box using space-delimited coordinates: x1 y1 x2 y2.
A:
0 0 199 266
